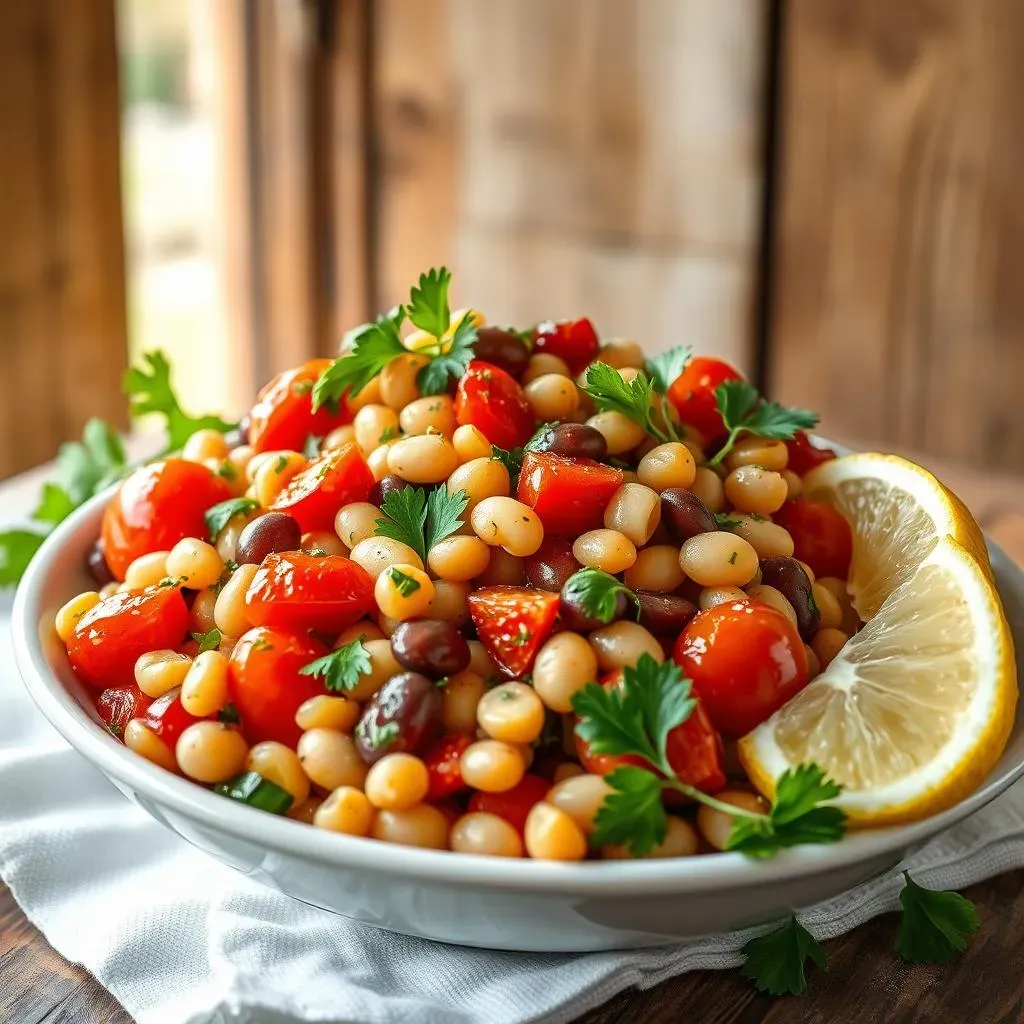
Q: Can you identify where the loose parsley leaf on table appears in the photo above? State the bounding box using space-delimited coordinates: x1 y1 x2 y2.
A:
895 873 980 964
708 380 819 466
740 917 828 996
300 638 372 693
561 567 640 624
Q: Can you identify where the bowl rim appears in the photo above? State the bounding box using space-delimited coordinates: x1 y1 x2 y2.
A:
11 486 1024 897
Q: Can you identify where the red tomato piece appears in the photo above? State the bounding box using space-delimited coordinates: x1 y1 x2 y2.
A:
139 686 204 749
532 318 600 374
516 452 624 536
101 459 232 581
454 360 535 450
774 498 853 580
96 686 152 737
469 773 551 835
227 627 328 747
575 670 726 793
667 356 743 442
423 732 473 800
467 586 559 678
269 443 374 533
67 585 189 688
247 358 352 454
244 552 374 636
785 431 837 477
673 602 808 738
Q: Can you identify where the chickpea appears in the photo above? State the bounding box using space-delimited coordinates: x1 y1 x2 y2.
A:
399 395 457 437
354 404 400 455
176 722 248 783
181 650 230 717
679 533 759 587
690 467 725 513
476 683 546 744
336 619 386 645
323 424 358 450
603 815 699 859
335 502 382 549
604 484 661 547
289 796 323 824
349 536 424 579
812 627 849 668
452 423 492 462
246 741 310 805
812 582 843 630
589 621 664 671
699 585 749 610
214 563 259 638
598 339 645 369
295 694 360 733
427 535 491 582
471 497 544 557
698 790 770 851
439 670 486 733
183 428 229 464
344 374 382 411
375 564 435 621
301 530 348 557
637 442 697 492
215 514 250 563
572 529 636 574
524 803 587 861
724 466 789 516
474 548 526 586
586 411 646 455
124 550 170 589
371 804 449 849
524 374 580 420
725 436 789 472
253 451 307 507
135 650 192 699
314 786 374 836
624 545 685 593
546 773 611 833
533 632 598 713
425 579 470 626
364 753 430 810
165 538 225 591
805 643 822 678
460 740 526 792
226 443 255 481
745 584 798 629
380 353 429 410
367 443 395 481
447 457 511 512
387 434 459 485
523 352 571 384
449 813 523 857
468 641 499 680
782 469 803 500
732 515 795 560
346 637 401 701
55 591 100 642
123 720 177 771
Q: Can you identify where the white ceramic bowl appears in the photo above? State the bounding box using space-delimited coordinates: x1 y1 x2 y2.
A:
12 489 1024 951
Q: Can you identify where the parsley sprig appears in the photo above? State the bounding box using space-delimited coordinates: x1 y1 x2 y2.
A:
204 497 260 541
562 567 639 623
373 485 469 563
708 380 819 466
571 656 847 858
299 638 372 693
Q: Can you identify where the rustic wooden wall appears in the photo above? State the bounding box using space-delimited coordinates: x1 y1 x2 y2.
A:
0 0 127 478
768 0 1024 472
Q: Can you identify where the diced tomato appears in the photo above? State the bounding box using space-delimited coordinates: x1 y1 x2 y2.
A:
785 431 837 477
532 318 600 374
517 452 624 536
269 443 374 533
247 358 352 454
467 586 559 677
227 627 328 747
66 585 189 688
774 498 853 580
575 670 726 793
101 459 233 580
673 602 808 738
667 356 743 442
469 773 551 835
96 686 152 737
423 732 473 799
454 360 535 450
244 552 374 636
140 686 204 749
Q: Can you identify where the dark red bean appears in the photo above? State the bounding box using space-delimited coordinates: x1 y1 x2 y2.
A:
661 488 717 541
355 672 442 763
370 474 409 507
527 422 607 461
559 580 629 632
524 538 579 592
235 512 302 565
472 327 531 378
390 619 471 678
758 556 821 642
85 541 115 587
635 592 698 635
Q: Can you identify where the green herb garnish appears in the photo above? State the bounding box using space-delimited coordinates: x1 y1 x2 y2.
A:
299 638 371 693
708 380 819 466
562 567 640 623
204 498 260 542
214 771 293 815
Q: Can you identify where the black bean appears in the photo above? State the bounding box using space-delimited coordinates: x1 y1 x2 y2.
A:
758 556 821 642
636 592 698 636
661 488 718 541
85 541 115 587
559 583 629 632
235 512 302 565
527 422 608 461
524 538 580 592
370 474 409 508
472 327 531 378
390 619 471 678
355 672 442 763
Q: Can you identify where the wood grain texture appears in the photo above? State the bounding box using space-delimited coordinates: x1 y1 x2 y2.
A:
0 0 127 480
769 0 1024 472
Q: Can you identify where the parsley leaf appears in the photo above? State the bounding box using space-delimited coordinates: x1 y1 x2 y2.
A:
299 639 372 693
562 567 640 624
715 512 742 531
124 350 237 449
217 702 241 724
0 530 47 587
740 917 827 996
709 380 819 466
591 766 667 856
357 718 399 752
375 487 428 562
204 498 260 542
490 445 526 476
406 267 452 339
895 873 979 964
417 312 477 395
388 567 422 596
582 362 660 437
191 628 223 653
425 487 469 550
644 345 692 394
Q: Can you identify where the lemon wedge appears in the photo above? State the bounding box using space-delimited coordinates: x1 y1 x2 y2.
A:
739 537 1017 825
802 453 990 619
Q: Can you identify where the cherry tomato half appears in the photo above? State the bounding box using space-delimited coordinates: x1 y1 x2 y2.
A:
467 586 560 678
469 773 551 836
785 431 837 477
517 452 624 536
247 358 352 454
227 627 327 747
139 685 205 749
773 498 853 580
270 443 374 534
667 356 743 442
532 318 600 374
96 686 152 737
454 360 535 450
673 602 808 738
423 732 473 800
67 585 189 688
101 459 232 581
244 551 375 636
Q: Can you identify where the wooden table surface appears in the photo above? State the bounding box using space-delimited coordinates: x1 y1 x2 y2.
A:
4 448 1024 1024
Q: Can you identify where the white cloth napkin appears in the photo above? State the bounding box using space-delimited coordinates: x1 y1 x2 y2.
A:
3 522 1024 1023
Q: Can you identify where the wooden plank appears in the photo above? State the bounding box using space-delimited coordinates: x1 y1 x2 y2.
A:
769 0 1024 472
0 0 127 479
